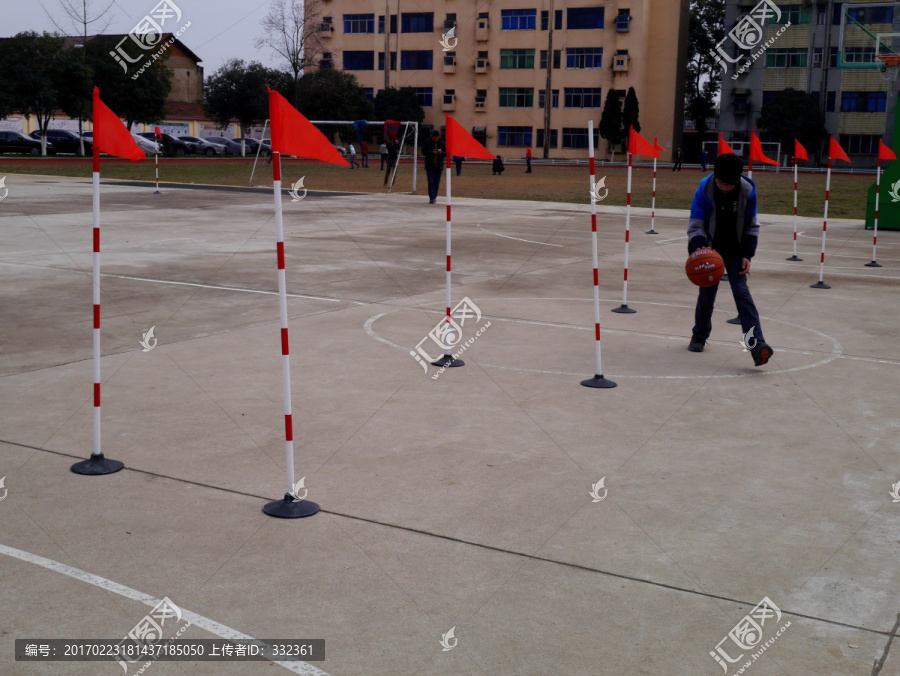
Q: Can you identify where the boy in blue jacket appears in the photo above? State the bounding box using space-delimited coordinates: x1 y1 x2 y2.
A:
687 153 774 366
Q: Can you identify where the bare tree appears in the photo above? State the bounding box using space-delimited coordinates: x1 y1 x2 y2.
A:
43 0 115 154
255 0 329 106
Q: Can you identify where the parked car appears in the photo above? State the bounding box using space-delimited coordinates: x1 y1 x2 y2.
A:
234 137 271 156
131 133 159 157
0 131 53 155
138 132 189 156
204 136 243 156
178 136 223 156
29 129 90 155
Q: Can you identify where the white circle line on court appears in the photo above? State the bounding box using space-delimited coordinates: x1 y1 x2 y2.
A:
475 224 566 247
0 543 329 676
364 298 846 379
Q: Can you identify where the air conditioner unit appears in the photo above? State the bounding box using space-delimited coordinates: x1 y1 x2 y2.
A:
475 59 489 72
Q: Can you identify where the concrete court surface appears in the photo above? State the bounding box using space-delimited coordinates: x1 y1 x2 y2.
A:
0 173 899 676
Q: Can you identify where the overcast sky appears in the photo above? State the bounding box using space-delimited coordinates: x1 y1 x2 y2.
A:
3 0 279 74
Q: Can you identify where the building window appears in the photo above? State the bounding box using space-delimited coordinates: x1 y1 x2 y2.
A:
498 126 533 146
401 50 433 70
566 47 603 69
500 49 535 69
401 12 433 33
475 90 487 108
536 128 558 148
499 88 534 108
378 52 397 71
344 14 374 33
765 48 808 68
616 9 631 32
829 47 839 68
847 6 894 24
444 52 456 66
538 89 559 108
733 92 750 114
445 14 457 30
844 47 876 64
840 134 880 154
472 127 487 146
772 5 811 25
564 87 603 108
320 52 333 69
826 91 836 112
812 47 823 67
443 89 455 105
378 15 397 34
343 51 374 70
841 91 887 112
562 127 600 149
409 87 432 107
567 7 604 29
541 10 548 30
501 9 537 31
555 10 563 29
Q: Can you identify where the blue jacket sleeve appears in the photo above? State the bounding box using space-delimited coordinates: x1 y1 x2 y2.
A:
687 179 710 253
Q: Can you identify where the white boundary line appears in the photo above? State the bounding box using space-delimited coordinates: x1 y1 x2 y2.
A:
475 224 565 247
0 543 329 676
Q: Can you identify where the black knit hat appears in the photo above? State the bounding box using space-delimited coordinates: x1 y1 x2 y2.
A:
714 153 743 185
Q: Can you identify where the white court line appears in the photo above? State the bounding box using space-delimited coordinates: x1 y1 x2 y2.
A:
0 543 329 676
476 224 565 247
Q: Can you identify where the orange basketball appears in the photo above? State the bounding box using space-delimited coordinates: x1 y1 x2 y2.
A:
686 248 725 287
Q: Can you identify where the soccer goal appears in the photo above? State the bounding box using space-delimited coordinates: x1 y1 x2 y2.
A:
249 119 419 193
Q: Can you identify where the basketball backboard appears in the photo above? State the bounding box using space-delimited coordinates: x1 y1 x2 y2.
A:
838 2 900 69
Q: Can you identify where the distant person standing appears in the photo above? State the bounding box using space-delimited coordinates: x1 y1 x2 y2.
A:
361 140 369 168
672 147 684 172
525 145 532 173
700 149 709 171
383 138 400 187
379 141 388 171
452 155 464 176
422 129 446 204
349 143 359 169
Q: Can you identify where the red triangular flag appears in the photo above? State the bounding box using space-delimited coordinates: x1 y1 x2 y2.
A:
154 126 161 136
92 87 143 161
653 137 664 154
794 139 808 162
750 130 778 166
444 114 494 160
878 139 897 161
718 133 733 156
268 87 349 166
628 127 658 158
828 136 851 163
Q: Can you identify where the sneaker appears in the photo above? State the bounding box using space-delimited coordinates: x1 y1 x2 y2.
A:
751 342 774 366
688 336 705 352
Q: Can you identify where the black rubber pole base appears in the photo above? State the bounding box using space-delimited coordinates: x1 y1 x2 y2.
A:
726 316 741 325
70 453 124 475
786 255 802 261
865 261 882 268
580 375 617 389
611 305 636 314
263 493 320 518
646 229 658 235
810 281 831 289
432 355 464 367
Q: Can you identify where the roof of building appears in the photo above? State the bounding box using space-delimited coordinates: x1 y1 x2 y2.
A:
61 33 202 64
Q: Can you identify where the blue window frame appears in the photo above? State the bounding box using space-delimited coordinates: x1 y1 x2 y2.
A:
501 9 537 30
567 7 604 29
498 126 533 146
566 48 603 69
364 88 374 101
343 51 374 70
562 127 600 149
413 87 433 106
378 15 397 33
401 50 433 70
344 14 374 34
841 91 886 112
564 87 603 108
402 12 433 32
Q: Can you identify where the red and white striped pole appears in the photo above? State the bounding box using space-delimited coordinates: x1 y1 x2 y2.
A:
787 155 802 261
866 157 883 268
646 150 659 235
581 119 616 389
811 157 832 289
433 132 463 368
262 151 319 518
71 142 124 475
153 127 161 194
748 156 753 180
613 127 636 314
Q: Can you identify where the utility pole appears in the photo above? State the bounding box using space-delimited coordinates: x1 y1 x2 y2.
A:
384 0 390 90
543 0 555 159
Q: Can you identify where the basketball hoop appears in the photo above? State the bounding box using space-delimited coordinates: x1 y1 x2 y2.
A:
876 53 900 85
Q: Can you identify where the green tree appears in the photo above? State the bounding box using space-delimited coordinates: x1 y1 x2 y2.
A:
598 89 623 158
684 0 725 131
293 69 373 121
622 87 640 150
55 49 94 153
757 88 827 153
373 87 425 126
85 36 172 131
